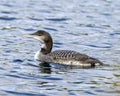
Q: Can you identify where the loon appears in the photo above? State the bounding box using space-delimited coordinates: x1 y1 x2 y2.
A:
25 30 103 67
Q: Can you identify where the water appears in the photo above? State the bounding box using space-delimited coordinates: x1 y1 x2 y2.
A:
0 0 120 95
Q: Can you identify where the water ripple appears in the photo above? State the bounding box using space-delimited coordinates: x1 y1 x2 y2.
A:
3 90 47 96
1 11 16 14
110 32 120 36
41 76 63 81
45 18 70 21
0 16 18 21
43 27 58 32
13 59 23 63
3 4 12 7
85 91 96 95
28 17 43 21
24 28 35 31
86 44 111 48
5 74 31 80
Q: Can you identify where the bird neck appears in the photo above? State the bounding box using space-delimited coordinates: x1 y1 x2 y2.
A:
40 38 53 54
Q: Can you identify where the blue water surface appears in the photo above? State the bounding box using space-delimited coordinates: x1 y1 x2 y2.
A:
0 0 120 96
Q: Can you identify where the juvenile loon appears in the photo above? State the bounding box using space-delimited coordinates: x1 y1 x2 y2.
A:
25 30 103 67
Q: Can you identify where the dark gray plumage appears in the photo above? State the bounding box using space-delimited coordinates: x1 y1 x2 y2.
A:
40 50 103 66
25 30 103 67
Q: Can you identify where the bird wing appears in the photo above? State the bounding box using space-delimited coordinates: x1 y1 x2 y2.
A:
44 50 103 65
46 50 89 61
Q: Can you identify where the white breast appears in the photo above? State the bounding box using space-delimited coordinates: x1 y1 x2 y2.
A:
34 50 41 60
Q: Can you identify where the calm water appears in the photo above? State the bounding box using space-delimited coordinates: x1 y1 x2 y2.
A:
0 0 120 96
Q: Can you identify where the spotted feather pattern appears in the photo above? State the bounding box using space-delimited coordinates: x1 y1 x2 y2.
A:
40 50 103 66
